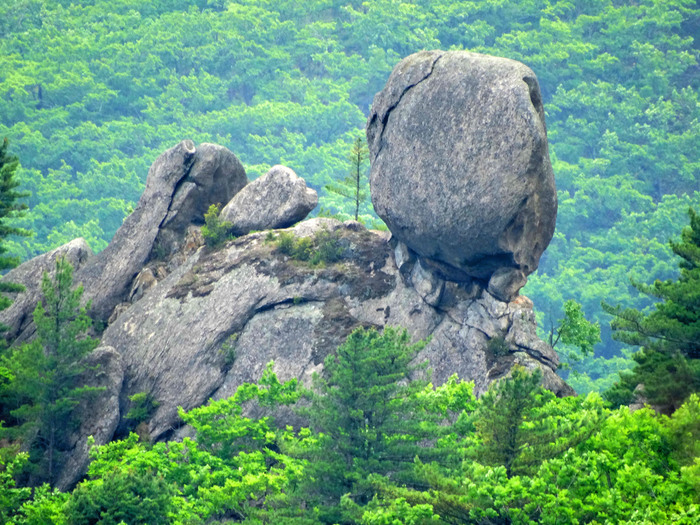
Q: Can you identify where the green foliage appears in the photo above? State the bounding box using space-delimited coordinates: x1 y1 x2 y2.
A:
0 256 100 485
485 335 510 358
65 362 307 524
273 227 344 267
603 208 700 411
310 227 343 266
9 483 68 525
468 366 605 478
124 391 159 427
0 138 30 315
219 332 239 368
548 299 601 370
201 203 232 247
366 371 696 525
65 469 175 525
2 331 697 523
0 451 31 523
274 231 297 256
286 327 473 524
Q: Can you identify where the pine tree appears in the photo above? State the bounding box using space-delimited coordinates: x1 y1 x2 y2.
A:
0 137 30 313
0 257 100 484
295 327 432 524
603 208 700 411
467 366 604 478
325 135 369 222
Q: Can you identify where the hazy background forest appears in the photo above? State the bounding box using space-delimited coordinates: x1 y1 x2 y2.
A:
1 0 699 392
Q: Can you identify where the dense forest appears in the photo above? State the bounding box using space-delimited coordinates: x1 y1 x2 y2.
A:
1 0 699 391
1 323 699 523
0 0 699 521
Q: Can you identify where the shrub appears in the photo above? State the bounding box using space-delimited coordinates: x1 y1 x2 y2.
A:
272 228 344 266
486 335 511 358
275 231 296 255
311 228 343 265
201 204 232 247
125 392 159 426
220 333 239 368
293 237 314 261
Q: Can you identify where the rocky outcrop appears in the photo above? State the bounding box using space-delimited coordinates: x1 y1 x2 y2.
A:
99 218 571 442
55 346 123 491
0 238 93 344
72 141 245 324
1 51 571 488
156 143 247 254
220 165 318 235
367 50 557 300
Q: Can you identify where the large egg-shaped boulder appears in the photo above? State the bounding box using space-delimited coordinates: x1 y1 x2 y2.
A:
367 50 557 293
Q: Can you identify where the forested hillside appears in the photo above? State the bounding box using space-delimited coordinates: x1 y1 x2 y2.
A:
1 0 699 390
2 329 699 523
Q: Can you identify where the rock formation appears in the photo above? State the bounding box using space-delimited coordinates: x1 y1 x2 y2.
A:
99 218 569 445
0 238 93 344
367 50 557 301
220 164 318 235
75 141 247 322
0 51 571 490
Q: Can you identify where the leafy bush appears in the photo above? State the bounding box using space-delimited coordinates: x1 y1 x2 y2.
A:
220 333 239 368
65 470 175 525
201 204 232 247
311 228 343 266
486 335 511 358
274 231 296 255
125 392 159 426
273 228 343 266
293 237 314 261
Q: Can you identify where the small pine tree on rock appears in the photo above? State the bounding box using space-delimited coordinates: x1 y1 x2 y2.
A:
325 135 369 222
0 137 30 314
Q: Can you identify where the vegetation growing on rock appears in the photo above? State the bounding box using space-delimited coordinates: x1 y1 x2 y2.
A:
1 0 697 390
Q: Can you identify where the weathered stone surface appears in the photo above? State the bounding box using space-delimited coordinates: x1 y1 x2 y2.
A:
0 238 94 344
71 141 245 323
55 346 124 491
488 267 528 302
98 220 570 441
410 258 444 307
367 50 557 290
158 143 247 247
74 140 196 322
220 165 317 236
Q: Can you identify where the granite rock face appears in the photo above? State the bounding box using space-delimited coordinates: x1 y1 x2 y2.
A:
55 346 124 491
0 238 94 344
156 143 247 253
74 141 245 324
4 140 247 344
99 218 572 443
220 165 317 236
367 50 557 299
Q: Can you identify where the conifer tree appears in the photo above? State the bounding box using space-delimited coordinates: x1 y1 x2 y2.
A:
0 257 100 484
468 366 604 478
0 137 30 313
603 207 700 411
296 327 431 524
325 135 369 222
